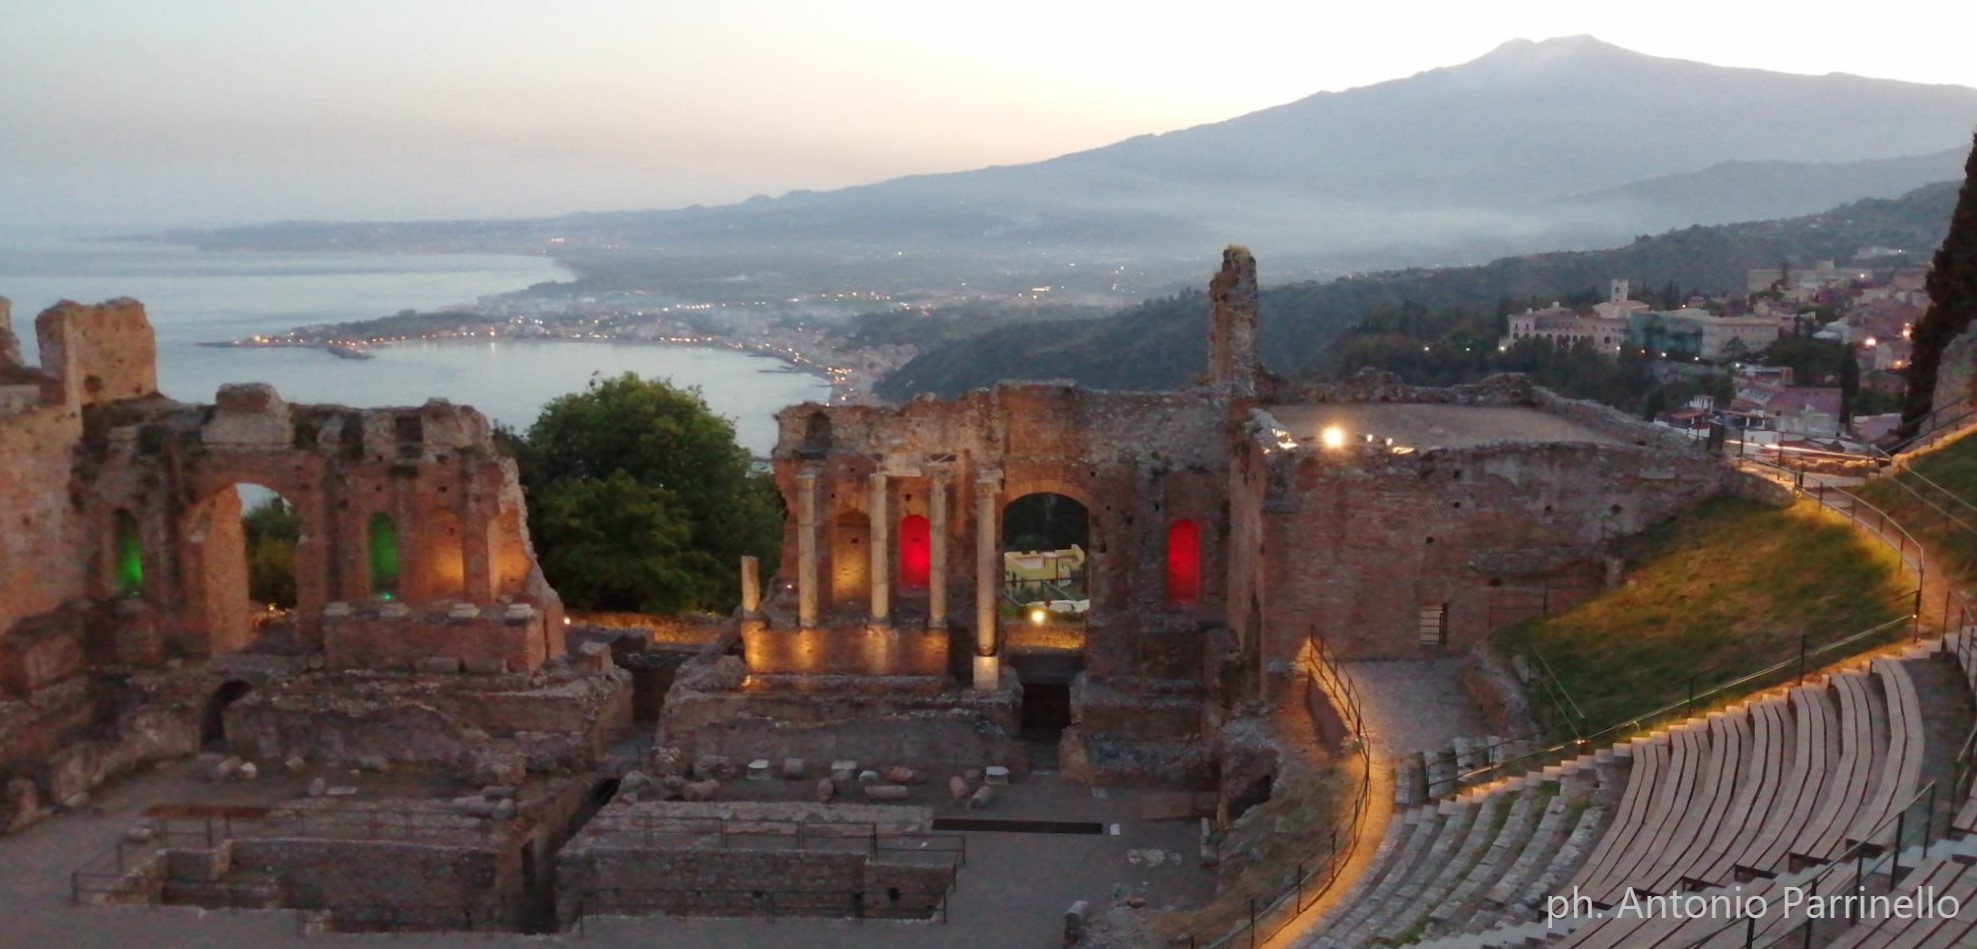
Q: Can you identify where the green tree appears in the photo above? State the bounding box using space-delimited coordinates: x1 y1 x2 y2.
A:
243 496 299 608
512 373 781 614
1902 131 1977 432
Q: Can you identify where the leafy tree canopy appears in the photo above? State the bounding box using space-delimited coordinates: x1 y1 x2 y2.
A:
1903 132 1977 431
243 495 299 609
509 373 781 614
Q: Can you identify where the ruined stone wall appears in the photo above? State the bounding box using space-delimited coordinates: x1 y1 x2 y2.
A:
1 666 207 824
768 384 1228 676
557 800 954 923
0 404 86 663
1933 327 1977 422
33 299 157 409
661 689 1027 775
323 603 555 674
226 836 519 929
78 385 561 670
224 669 629 773
1242 432 1730 663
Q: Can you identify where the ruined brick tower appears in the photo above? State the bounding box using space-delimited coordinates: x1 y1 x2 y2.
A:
1207 245 1261 397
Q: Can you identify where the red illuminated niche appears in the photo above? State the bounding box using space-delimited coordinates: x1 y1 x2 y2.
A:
1166 519 1200 604
898 514 930 589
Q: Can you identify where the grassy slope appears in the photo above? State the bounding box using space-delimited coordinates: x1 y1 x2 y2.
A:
1858 434 1977 588
1495 497 1908 732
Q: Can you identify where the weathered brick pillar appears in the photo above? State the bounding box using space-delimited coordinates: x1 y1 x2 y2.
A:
796 467 819 628
973 470 1000 690
868 471 890 628
928 472 948 628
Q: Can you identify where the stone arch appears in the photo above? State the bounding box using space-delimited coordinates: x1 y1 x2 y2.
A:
202 679 253 748
830 510 871 606
800 410 834 457
181 483 313 658
1000 491 1090 608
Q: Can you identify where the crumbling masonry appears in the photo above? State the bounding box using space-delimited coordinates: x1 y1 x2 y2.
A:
1 296 625 844
656 247 1763 793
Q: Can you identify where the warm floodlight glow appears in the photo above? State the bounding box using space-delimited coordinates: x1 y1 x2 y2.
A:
1029 607 1048 625
1863 337 1878 348
1320 426 1347 449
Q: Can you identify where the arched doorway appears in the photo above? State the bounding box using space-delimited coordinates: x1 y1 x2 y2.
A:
1001 493 1089 607
1002 492 1090 762
1000 490 1091 657
898 514 930 590
830 510 871 607
187 484 302 657
202 679 253 748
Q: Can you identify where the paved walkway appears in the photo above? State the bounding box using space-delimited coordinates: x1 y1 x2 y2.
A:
1261 658 1490 949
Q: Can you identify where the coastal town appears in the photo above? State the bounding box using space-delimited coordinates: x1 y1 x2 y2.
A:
198 277 1133 406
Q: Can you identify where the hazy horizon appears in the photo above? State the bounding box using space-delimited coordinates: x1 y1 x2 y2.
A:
6 2 1977 232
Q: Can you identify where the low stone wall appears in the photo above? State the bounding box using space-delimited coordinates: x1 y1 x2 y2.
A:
225 668 631 775
227 836 519 930
323 601 556 675
557 800 953 925
662 687 1026 776
2 667 205 833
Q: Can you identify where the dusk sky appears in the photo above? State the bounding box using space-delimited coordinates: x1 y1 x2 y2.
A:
6 0 1976 231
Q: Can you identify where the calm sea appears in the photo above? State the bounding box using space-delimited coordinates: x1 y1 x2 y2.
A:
0 239 827 453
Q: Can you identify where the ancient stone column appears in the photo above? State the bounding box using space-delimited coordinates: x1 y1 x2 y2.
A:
796 467 819 628
868 471 890 628
928 472 949 629
739 555 760 614
973 470 1000 690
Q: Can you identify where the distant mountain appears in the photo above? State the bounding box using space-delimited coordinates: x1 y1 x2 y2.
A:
1558 149 1969 231
169 36 1977 272
875 181 1961 399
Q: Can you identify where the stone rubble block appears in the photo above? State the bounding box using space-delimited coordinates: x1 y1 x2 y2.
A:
462 657 509 676
414 656 462 675
863 784 910 802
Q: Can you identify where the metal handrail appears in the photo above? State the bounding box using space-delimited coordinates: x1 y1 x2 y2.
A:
1193 629 1373 949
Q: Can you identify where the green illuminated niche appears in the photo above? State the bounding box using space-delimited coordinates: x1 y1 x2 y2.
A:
114 510 144 596
367 513 400 599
